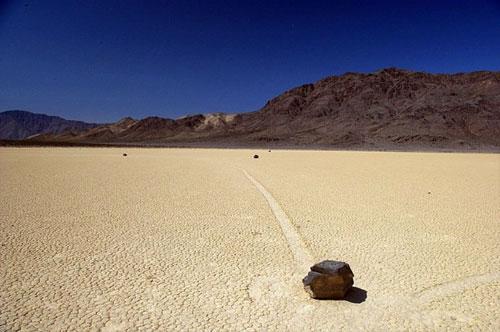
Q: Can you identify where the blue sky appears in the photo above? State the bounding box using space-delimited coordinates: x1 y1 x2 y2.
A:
1 0 499 122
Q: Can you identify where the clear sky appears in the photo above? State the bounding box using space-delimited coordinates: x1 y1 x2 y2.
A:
1 0 499 123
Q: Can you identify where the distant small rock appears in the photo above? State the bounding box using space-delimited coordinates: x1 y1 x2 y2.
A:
253 154 259 159
303 260 354 299
123 153 127 157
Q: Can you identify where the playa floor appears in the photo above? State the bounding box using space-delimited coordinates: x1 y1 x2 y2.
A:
1 148 499 331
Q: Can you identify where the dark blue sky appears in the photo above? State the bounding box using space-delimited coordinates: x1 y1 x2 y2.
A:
1 0 499 122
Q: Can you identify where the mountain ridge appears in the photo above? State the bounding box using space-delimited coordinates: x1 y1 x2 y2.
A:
3 68 500 150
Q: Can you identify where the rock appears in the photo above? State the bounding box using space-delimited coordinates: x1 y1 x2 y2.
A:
253 154 259 159
303 260 354 299
123 153 127 157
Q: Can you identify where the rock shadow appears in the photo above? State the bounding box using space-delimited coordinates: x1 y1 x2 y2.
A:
344 287 367 304
313 286 367 303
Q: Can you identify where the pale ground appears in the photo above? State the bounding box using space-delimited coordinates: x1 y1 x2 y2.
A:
0 147 499 331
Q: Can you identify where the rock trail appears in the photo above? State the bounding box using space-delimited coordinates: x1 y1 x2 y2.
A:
242 169 314 271
242 169 318 329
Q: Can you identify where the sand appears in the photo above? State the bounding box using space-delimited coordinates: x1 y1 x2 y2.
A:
0 147 499 331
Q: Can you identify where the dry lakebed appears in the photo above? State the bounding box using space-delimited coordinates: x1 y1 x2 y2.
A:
0 147 499 331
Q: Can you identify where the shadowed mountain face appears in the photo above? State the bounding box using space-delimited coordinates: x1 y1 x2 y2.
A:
0 110 99 140
13 68 500 150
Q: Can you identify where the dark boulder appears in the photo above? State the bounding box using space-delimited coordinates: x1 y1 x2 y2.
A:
253 154 259 159
303 260 354 299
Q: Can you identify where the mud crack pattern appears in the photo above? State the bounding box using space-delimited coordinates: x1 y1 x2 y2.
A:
1 148 499 331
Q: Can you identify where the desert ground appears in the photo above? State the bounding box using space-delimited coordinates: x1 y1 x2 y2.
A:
0 147 499 331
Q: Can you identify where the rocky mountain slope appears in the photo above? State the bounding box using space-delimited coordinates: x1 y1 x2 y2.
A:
235 68 500 149
14 68 500 150
0 110 99 140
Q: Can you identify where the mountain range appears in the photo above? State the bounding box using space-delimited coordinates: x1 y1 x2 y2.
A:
0 110 99 140
2 68 499 150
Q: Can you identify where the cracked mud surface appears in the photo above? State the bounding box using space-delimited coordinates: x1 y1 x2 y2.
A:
1 148 499 331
